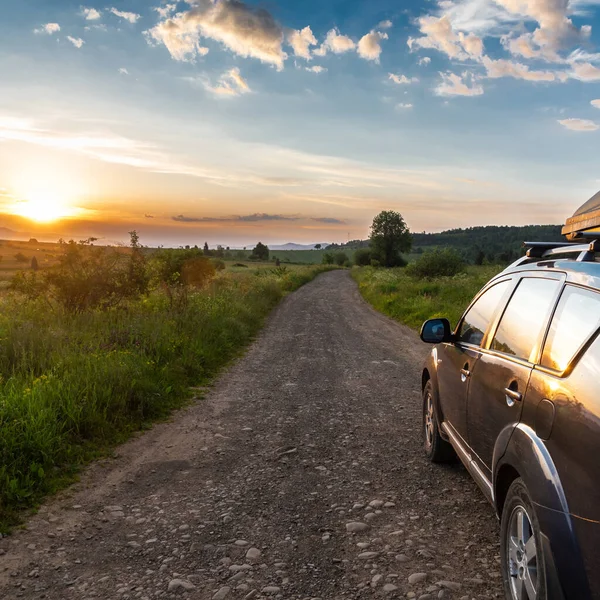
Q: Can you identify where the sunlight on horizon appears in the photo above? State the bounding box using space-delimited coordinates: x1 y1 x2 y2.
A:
10 191 83 223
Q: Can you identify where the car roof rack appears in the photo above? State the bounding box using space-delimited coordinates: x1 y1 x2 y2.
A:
507 239 600 269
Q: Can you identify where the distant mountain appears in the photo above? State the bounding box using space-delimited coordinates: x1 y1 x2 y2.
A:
268 243 329 251
0 227 24 240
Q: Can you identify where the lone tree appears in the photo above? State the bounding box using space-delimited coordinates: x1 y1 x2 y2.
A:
31 256 39 271
251 242 269 261
369 211 412 267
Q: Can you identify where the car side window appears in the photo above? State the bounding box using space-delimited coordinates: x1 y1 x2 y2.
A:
491 278 560 361
458 280 511 346
541 286 600 372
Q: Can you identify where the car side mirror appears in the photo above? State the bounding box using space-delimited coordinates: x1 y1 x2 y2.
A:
420 318 453 344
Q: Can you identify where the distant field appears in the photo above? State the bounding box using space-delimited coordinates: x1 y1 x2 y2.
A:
0 239 63 282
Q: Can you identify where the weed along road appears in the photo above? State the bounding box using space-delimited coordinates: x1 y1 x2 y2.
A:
0 271 502 600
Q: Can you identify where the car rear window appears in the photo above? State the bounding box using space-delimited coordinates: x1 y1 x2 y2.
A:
541 286 600 372
458 280 511 346
491 278 560 362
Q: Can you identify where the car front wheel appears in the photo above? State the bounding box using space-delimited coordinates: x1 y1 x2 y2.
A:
422 380 455 463
501 478 547 600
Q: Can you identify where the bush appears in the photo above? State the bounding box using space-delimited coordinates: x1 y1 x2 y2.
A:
406 248 465 279
334 252 350 267
354 248 372 266
322 252 335 265
14 253 28 263
212 259 226 271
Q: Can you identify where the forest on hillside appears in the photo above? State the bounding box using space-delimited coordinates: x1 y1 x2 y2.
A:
328 224 564 264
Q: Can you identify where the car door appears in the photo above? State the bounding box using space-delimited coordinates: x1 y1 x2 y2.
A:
436 278 513 443
467 274 564 476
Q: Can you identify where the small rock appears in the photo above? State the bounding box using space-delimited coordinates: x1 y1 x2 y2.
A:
346 522 369 533
408 573 428 585
383 584 399 592
437 581 462 591
246 548 261 562
168 579 196 593
212 587 231 600
261 586 281 594
358 551 379 559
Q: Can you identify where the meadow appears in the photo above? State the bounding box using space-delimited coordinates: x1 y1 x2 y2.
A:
352 264 504 331
0 239 334 530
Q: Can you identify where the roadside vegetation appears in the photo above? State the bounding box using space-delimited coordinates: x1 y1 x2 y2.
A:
0 234 335 530
353 265 503 330
350 211 505 330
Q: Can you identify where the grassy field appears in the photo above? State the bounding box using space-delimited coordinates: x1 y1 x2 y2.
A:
352 265 503 331
0 256 335 530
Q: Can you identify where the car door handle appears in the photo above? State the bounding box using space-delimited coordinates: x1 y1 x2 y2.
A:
460 368 471 382
504 388 522 406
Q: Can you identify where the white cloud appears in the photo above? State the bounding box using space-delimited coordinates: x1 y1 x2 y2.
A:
570 62 600 81
314 28 356 56
306 65 327 74
408 15 484 60
379 20 393 29
357 30 389 62
145 16 210 62
396 103 414 109
483 56 564 81
435 72 484 96
418 56 432 66
592 99 600 109
110 8 141 23
81 7 101 20
288 26 317 60
119 67 130 75
206 67 252 97
67 36 85 48
154 4 177 19
146 0 287 69
389 73 419 85
558 118 599 131
35 23 61 35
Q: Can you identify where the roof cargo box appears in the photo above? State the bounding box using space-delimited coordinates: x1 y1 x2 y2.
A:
563 190 600 241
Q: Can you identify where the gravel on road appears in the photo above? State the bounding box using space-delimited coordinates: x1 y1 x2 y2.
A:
0 270 502 600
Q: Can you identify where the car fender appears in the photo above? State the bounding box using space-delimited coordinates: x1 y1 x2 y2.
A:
422 347 452 442
496 424 591 600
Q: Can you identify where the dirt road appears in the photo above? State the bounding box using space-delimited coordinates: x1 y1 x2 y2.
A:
0 271 502 600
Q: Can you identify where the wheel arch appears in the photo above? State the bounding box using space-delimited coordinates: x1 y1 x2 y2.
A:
494 463 520 518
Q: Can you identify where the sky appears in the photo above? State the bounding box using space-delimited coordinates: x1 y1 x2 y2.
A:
0 0 599 247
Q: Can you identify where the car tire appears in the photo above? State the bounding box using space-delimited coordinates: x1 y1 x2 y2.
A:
422 380 456 463
500 478 547 600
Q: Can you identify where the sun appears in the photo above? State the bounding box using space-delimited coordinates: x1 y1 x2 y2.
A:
12 192 77 223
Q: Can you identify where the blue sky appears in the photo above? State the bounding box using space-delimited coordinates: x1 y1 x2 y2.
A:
0 0 599 245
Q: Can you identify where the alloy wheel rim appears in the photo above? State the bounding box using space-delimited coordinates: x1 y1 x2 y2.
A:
424 391 434 449
507 505 538 600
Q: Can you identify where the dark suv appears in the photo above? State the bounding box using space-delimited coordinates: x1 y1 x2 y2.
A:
420 240 600 600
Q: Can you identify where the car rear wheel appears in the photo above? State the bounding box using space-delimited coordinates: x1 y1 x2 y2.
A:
501 478 547 600
422 380 455 463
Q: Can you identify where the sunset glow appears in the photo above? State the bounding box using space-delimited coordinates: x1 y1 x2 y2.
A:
11 193 80 223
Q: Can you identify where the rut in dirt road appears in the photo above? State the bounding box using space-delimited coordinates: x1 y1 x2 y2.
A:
0 270 502 600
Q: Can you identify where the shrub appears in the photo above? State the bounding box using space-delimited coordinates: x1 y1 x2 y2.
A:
334 252 350 267
212 259 226 271
406 248 465 279
354 248 372 266
322 252 335 265
14 252 28 263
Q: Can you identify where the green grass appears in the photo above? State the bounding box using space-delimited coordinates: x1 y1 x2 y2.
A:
0 265 334 530
352 265 503 330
